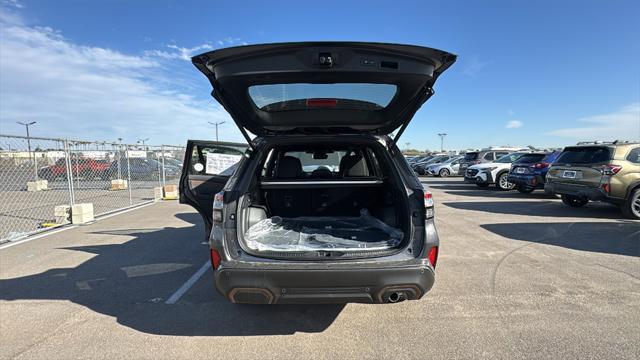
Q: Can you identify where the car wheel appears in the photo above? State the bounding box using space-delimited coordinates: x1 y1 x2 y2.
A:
497 172 515 191
516 185 535 194
476 183 489 188
439 169 450 177
561 194 588 207
620 188 640 219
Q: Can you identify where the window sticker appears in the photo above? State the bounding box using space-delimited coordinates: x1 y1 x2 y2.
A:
205 153 242 175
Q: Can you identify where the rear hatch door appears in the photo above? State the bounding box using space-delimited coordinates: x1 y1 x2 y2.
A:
548 146 612 186
191 42 456 137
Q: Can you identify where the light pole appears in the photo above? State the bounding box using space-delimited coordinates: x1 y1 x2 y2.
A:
208 121 225 141
137 138 149 151
437 133 447 153
17 121 38 180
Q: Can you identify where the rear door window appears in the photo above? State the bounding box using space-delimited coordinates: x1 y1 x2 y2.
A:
556 147 613 164
626 147 640 164
483 152 494 161
188 144 246 175
463 152 478 161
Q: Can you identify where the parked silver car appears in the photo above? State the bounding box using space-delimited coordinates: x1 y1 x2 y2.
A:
426 156 463 177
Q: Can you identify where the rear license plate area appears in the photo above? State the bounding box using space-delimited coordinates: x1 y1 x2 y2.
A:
562 170 577 179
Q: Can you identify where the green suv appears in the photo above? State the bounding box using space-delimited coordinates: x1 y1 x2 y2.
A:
545 141 640 219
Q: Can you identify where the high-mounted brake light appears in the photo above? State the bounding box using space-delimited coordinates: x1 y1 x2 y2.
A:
427 246 439 268
306 98 338 108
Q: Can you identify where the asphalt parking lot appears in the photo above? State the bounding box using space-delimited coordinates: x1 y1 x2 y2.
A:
1 177 638 359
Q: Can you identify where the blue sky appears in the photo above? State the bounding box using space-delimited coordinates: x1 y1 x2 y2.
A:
1 0 638 150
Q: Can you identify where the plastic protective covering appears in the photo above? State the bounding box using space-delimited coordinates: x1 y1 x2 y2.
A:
244 209 403 252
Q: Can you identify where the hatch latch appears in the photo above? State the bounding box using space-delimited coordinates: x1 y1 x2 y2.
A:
318 52 333 68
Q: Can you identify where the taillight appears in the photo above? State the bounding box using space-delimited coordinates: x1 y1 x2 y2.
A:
210 249 221 270
427 246 438 268
599 164 622 175
424 190 435 219
213 191 224 222
532 162 550 169
602 183 610 194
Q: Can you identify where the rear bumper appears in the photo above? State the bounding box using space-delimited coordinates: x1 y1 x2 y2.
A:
545 182 608 201
214 263 435 304
507 173 545 189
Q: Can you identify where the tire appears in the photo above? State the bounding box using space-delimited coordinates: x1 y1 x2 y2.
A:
439 168 450 177
516 185 535 194
496 172 516 191
620 188 640 219
476 183 489 188
561 194 589 207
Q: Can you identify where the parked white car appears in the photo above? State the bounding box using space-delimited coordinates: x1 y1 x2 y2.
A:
426 156 463 177
463 152 528 190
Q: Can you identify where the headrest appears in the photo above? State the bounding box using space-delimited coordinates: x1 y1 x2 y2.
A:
339 152 369 177
276 156 302 178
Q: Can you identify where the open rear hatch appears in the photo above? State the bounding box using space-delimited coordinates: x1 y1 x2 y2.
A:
192 42 456 142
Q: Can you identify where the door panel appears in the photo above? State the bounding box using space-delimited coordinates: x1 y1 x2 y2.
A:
179 140 247 238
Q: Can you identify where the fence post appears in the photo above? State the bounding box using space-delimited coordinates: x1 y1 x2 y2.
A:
126 147 133 206
161 145 166 187
63 139 75 206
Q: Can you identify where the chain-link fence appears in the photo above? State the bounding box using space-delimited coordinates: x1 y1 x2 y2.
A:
0 134 185 243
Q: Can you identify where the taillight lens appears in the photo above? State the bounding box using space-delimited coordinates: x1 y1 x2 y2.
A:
210 249 221 270
602 183 610 193
532 162 550 169
424 190 435 219
213 191 224 222
427 246 439 268
599 164 622 175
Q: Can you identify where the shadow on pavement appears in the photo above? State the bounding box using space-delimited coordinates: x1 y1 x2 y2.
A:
481 221 640 257
444 200 624 219
0 212 344 336
444 189 555 199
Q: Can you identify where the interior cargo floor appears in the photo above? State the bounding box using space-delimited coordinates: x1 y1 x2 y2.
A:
244 209 403 252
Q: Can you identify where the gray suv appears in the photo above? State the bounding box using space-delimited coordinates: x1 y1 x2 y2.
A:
178 42 456 304
458 148 526 175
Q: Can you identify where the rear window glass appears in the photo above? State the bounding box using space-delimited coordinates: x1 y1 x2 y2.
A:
556 147 613 164
248 83 397 111
463 152 479 161
266 148 375 179
496 153 525 163
514 154 546 163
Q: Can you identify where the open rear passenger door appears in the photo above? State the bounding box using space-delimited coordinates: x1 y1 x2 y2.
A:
179 140 247 239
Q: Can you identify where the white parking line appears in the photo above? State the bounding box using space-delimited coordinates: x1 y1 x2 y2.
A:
165 261 210 304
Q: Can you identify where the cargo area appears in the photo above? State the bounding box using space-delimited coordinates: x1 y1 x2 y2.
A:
237 144 409 254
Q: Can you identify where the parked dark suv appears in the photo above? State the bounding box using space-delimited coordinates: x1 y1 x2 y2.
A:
179 42 456 304
546 141 640 219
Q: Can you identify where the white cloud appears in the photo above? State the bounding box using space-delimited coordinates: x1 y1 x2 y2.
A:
548 103 640 141
0 16 243 144
145 43 213 61
2 0 23 9
462 57 490 78
506 120 523 129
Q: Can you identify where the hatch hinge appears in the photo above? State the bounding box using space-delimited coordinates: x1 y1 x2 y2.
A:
389 87 434 150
